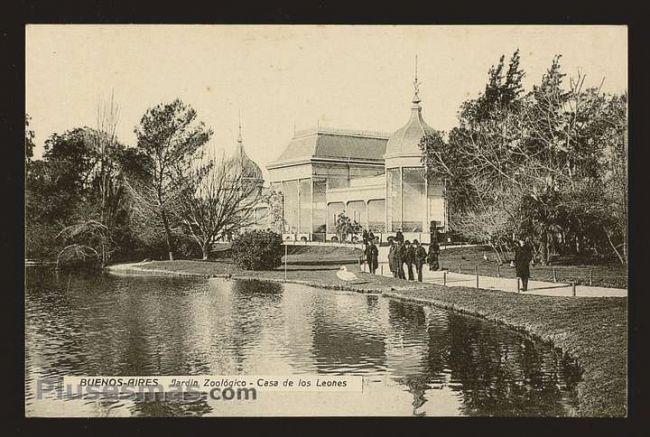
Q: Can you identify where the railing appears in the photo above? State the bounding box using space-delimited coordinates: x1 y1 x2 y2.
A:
435 260 626 290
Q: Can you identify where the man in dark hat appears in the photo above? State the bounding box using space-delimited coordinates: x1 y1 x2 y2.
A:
413 240 427 282
397 241 406 279
428 238 440 271
403 240 415 281
366 237 379 274
388 238 399 278
514 239 533 291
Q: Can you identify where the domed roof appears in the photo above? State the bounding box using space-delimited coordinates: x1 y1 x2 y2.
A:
229 118 264 183
234 142 264 182
384 97 434 159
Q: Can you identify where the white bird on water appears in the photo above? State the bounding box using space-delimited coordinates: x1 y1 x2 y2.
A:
336 266 359 282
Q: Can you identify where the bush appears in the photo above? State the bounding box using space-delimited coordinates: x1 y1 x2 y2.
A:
231 230 283 270
176 233 203 259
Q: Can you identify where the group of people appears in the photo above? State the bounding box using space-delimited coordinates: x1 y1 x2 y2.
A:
361 229 441 282
361 230 534 290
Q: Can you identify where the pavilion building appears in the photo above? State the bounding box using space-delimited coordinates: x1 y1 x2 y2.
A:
265 72 447 243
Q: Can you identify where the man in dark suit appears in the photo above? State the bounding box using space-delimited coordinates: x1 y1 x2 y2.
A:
413 240 428 282
366 238 379 274
404 240 415 281
514 239 533 291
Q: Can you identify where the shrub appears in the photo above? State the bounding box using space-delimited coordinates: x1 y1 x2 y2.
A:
231 230 283 270
176 233 203 259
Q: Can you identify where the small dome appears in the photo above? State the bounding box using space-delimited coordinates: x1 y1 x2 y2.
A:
229 117 264 184
384 101 434 159
233 143 264 182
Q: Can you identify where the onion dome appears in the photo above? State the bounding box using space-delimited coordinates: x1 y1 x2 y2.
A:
231 115 264 184
235 140 264 182
384 58 435 161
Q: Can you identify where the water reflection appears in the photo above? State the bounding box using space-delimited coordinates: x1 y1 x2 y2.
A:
26 268 580 417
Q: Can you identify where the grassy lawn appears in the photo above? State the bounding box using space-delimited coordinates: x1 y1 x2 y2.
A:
284 245 363 264
207 243 363 264
438 245 627 288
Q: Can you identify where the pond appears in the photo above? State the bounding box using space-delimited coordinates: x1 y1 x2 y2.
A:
25 268 581 417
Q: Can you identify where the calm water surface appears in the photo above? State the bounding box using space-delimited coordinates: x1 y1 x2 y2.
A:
25 268 581 417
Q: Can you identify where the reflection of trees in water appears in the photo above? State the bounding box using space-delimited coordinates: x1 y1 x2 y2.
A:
366 294 380 312
387 301 433 415
26 270 217 416
130 392 212 417
27 269 581 417
228 280 283 371
385 300 579 417
444 313 575 416
398 374 430 416
310 292 386 372
25 270 103 393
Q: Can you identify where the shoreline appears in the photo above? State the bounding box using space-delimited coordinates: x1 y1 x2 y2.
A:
105 260 627 417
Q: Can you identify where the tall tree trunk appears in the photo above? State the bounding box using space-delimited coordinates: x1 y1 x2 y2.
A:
160 209 174 260
489 241 502 264
201 242 210 261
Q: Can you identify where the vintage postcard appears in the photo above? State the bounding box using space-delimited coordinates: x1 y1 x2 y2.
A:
25 24 628 417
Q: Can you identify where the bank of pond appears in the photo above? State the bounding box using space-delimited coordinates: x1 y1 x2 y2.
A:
25 265 627 417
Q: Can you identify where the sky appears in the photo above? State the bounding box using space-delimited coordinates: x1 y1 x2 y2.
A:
26 25 627 179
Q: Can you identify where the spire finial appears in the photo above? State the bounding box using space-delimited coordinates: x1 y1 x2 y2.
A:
237 110 243 145
415 54 418 82
412 55 421 104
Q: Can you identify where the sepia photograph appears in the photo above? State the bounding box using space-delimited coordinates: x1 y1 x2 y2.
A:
24 24 628 417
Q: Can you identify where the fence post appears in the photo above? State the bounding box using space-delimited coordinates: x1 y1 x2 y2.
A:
381 264 384 276
553 267 557 283
517 277 520 293
443 271 447 286
572 281 576 297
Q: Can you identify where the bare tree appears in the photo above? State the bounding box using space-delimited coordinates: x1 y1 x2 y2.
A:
88 92 122 226
86 93 125 266
174 153 267 260
57 93 124 268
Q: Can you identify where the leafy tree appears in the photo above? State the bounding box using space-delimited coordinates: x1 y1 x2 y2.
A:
24 111 150 264
267 187 286 233
131 99 213 260
335 212 362 242
420 51 628 264
25 114 35 162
